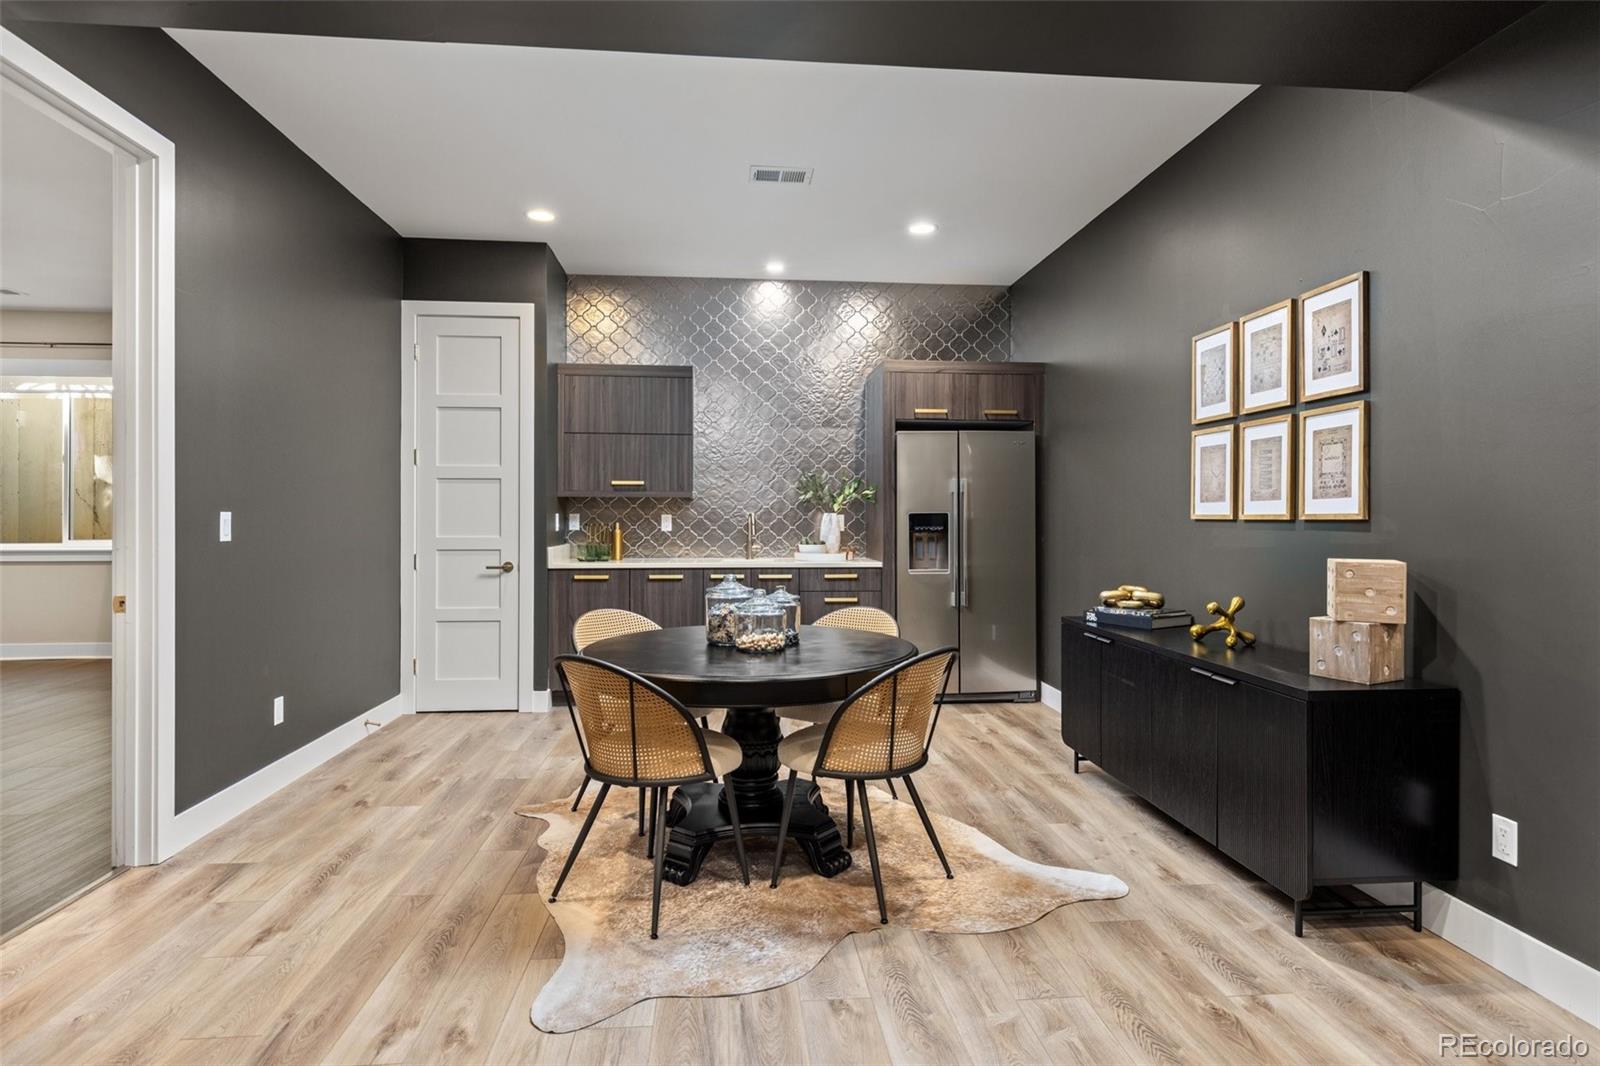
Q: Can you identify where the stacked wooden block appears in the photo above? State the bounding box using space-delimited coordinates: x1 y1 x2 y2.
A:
1309 559 1406 684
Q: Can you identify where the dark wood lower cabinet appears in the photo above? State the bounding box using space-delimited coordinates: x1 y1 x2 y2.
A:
1060 617 1458 933
799 588 883 626
628 569 702 629
550 570 629 676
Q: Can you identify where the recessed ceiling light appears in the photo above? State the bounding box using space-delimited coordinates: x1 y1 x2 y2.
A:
765 260 786 274
525 208 556 223
908 220 938 237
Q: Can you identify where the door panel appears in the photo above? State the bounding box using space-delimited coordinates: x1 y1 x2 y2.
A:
629 569 702 629
968 372 1041 424
957 431 1036 694
894 431 958 662
1061 628 1106 761
560 372 692 434
416 315 520 711
550 570 631 678
1148 661 1220 843
557 433 692 497
800 588 884 627
1099 641 1151 795
1219 684 1309 898
888 373 961 422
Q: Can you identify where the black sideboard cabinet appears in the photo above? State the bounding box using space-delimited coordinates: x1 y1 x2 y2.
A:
1060 616 1459 934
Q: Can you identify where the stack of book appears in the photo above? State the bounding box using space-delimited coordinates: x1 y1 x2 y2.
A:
1085 604 1193 630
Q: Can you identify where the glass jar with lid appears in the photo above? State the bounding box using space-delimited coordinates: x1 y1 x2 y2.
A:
765 585 801 647
733 593 787 654
705 574 755 646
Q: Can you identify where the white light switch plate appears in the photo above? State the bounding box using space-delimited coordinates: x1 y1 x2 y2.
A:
273 695 285 726
219 511 232 542
1492 813 1518 866
661 513 673 532
567 512 579 531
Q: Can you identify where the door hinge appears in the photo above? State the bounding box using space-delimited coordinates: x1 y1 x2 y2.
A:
412 343 418 361
412 448 417 465
112 595 127 614
412 657 417 675
412 553 417 570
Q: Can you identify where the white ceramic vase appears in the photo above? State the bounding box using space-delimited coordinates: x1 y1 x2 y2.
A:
818 512 844 554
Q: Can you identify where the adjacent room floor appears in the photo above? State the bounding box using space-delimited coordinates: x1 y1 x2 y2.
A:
0 704 1593 1064
0 658 113 937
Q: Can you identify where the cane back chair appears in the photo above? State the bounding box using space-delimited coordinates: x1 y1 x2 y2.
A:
768 647 958 924
550 655 750 938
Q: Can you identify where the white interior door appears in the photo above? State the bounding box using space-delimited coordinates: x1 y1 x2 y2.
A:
415 314 520 711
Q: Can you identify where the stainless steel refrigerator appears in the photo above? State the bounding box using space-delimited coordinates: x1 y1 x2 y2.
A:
895 429 1037 699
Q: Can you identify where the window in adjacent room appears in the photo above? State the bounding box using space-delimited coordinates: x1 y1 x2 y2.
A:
0 378 113 546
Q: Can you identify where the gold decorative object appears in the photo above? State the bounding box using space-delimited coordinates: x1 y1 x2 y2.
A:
1098 585 1165 610
1189 595 1256 648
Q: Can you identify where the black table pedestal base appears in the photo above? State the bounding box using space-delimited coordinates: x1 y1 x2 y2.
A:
661 706 851 886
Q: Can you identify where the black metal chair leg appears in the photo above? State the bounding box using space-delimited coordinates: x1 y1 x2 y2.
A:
768 769 799 888
646 786 658 859
886 778 898 800
550 782 611 903
901 774 953 879
725 779 751 886
845 782 855 849
650 786 669 939
700 716 709 729
570 775 591 812
638 787 645 836
857 780 889 924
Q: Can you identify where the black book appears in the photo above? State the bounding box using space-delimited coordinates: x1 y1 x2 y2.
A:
1085 607 1193 630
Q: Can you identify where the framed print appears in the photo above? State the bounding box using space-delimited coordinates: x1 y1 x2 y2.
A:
1239 298 1295 413
1190 424 1236 520
1299 271 1367 401
1238 413 1294 520
1300 400 1368 520
1190 322 1236 424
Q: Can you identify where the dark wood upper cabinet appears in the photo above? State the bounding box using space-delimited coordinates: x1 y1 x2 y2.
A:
966 370 1041 425
557 365 694 497
887 370 964 422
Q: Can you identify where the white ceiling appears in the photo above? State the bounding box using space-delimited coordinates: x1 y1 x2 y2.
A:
170 30 1252 284
0 90 114 311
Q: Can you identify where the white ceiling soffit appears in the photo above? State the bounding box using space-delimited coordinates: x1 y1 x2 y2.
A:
0 90 115 311
170 29 1252 284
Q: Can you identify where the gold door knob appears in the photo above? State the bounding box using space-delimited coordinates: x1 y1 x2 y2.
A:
485 561 515 573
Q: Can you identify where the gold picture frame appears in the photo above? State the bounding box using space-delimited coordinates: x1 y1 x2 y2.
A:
1239 298 1297 414
1299 399 1369 520
1299 271 1368 402
1190 322 1237 424
1238 412 1295 521
1190 424 1236 520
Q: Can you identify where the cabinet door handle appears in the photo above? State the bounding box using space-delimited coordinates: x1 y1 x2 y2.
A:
610 479 645 488
757 573 793 581
1208 673 1238 686
824 596 859 604
822 572 859 580
572 574 611 582
1084 632 1112 645
708 573 746 581
913 407 949 417
983 408 1020 417
647 574 684 581
1189 666 1214 678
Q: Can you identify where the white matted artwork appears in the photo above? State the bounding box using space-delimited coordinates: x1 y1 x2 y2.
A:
1190 424 1236 520
1239 298 1295 413
1239 413 1294 521
1190 322 1236 424
1300 400 1368 520
1299 271 1367 402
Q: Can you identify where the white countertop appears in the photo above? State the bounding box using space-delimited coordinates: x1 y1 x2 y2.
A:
547 549 882 571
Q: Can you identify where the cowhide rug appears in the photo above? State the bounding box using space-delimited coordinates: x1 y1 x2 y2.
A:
515 787 1127 1032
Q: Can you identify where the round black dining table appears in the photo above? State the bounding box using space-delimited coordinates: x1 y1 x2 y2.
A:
581 624 917 886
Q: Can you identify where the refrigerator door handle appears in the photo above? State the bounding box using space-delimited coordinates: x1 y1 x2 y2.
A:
958 478 970 608
948 481 959 608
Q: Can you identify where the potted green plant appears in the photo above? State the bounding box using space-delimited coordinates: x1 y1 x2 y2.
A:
796 473 877 554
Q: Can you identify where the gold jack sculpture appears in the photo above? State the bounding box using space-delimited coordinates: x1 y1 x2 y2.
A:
1098 584 1165 610
1189 595 1256 648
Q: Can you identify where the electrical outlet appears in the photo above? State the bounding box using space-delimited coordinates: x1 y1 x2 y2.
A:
661 513 673 533
273 695 285 726
219 511 232 542
567 512 579 531
1492 813 1518 866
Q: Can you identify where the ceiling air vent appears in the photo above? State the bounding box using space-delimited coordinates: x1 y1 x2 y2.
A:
749 165 813 185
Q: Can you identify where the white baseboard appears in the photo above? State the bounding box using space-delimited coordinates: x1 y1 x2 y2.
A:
1040 681 1062 711
164 692 406 857
1365 882 1598 1026
528 689 551 713
1 641 111 660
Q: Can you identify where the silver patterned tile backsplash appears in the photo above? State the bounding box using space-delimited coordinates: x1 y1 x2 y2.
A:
563 276 1011 558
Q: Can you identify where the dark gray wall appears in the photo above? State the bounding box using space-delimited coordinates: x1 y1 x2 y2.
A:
1012 2 1599 966
400 239 567 689
562 276 1010 557
6 21 404 811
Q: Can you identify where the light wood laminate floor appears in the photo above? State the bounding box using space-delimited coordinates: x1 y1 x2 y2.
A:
0 659 113 937
0 704 1593 1064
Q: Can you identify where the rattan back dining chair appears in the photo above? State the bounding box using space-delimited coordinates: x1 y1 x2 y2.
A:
570 609 663 837
768 647 958 925
550 655 750 938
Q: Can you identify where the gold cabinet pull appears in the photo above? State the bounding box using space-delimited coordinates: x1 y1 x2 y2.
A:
822 572 859 580
610 479 645 488
983 408 1020 417
647 573 684 581
823 595 859 604
912 407 948 417
708 573 746 580
757 573 793 581
572 573 611 582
